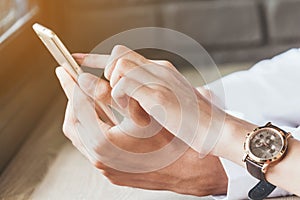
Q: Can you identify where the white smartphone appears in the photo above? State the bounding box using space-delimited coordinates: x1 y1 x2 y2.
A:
33 23 116 124
32 23 83 79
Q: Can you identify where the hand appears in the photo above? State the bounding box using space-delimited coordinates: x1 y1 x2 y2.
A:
55 49 228 196
97 45 226 155
57 67 228 196
98 148 228 196
69 47 300 197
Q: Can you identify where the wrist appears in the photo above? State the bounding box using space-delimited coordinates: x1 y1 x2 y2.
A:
211 113 256 165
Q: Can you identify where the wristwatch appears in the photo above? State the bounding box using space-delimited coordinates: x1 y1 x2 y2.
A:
242 122 292 200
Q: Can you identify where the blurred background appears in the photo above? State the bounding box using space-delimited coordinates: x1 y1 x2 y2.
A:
1 0 300 199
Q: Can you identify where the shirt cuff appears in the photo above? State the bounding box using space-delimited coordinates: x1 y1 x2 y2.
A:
213 159 292 200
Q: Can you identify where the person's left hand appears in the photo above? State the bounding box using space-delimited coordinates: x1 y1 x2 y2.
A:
55 45 228 196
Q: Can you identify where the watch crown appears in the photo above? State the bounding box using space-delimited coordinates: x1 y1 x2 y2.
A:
286 132 293 139
242 154 248 162
262 164 269 173
266 122 272 127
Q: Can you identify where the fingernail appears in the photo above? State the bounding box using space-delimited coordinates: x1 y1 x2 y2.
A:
72 53 88 64
72 53 87 59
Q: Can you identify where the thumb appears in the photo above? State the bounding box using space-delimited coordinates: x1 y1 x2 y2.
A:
78 73 112 104
72 53 109 69
78 73 153 127
78 73 119 125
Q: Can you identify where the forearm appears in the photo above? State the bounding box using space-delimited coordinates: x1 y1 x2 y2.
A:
212 114 300 196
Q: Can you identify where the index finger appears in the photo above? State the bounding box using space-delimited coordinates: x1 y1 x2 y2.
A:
56 66 76 100
72 53 110 69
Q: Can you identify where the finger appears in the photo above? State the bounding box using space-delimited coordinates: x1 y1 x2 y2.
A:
62 101 77 140
110 58 138 88
110 59 162 126
104 45 148 80
56 66 110 131
72 84 111 135
150 60 178 72
112 76 177 138
78 72 123 125
78 73 111 104
111 76 154 110
72 53 110 69
139 63 178 84
110 66 161 110
78 72 151 126
128 98 151 126
63 102 90 157
78 54 163 127
56 66 114 125
55 66 76 100
71 88 114 164
73 53 177 72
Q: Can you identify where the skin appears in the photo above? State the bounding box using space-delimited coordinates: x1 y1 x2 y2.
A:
214 116 300 195
95 45 300 196
56 48 228 196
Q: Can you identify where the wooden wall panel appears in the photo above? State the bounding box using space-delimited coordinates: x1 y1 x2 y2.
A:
0 2 63 173
61 4 159 52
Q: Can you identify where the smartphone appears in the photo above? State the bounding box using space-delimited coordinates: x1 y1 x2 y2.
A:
32 23 83 79
33 23 117 125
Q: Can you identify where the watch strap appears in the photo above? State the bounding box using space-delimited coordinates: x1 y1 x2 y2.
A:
248 180 276 200
244 122 289 199
246 159 266 181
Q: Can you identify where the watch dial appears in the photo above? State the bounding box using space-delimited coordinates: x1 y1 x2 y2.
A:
249 129 283 160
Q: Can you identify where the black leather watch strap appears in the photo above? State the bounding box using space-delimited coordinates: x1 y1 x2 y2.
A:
244 123 291 200
246 159 266 181
246 159 276 199
248 180 276 200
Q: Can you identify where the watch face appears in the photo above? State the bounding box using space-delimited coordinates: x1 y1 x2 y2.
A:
249 129 284 160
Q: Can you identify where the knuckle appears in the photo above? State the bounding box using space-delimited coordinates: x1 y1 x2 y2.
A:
95 80 110 100
115 58 128 69
94 161 107 170
101 170 110 177
109 178 124 186
162 60 173 68
115 58 133 77
112 45 127 55
108 178 118 185
153 91 167 104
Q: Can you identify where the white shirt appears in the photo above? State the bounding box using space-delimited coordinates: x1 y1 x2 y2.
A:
208 48 300 199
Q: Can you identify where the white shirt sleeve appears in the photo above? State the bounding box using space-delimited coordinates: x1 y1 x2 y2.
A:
206 48 300 199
